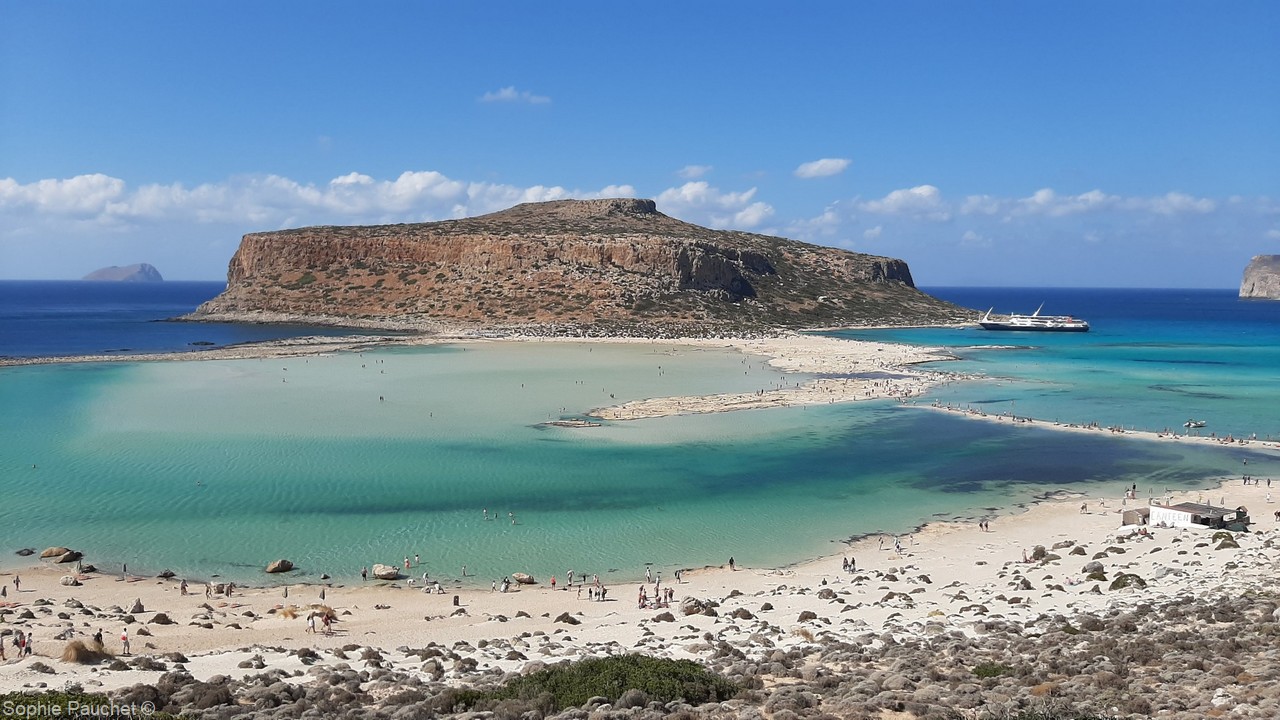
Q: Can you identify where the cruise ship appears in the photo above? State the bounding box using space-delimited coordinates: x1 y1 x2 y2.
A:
978 304 1090 332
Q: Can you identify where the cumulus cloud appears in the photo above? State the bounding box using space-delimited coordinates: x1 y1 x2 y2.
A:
863 225 882 240
960 230 991 248
655 181 774 230
676 165 713 179
479 86 551 104
794 158 851 179
0 174 126 215
0 172 636 231
858 185 951 221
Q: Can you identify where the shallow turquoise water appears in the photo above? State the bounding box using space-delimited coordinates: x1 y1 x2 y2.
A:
3 339 1273 586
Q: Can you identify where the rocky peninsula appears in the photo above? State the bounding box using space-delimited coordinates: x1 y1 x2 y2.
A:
1239 255 1280 299
187 198 969 334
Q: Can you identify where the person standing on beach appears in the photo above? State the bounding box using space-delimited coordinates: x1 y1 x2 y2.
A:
13 575 19 592
728 557 735 571
120 628 130 656
361 566 368 581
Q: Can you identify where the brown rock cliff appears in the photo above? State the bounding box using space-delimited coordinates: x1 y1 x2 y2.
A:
192 198 966 332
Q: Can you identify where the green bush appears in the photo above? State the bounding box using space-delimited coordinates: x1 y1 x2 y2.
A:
476 655 737 711
972 662 1014 678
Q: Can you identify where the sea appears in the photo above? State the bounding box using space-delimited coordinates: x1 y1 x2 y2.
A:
2 281 1278 586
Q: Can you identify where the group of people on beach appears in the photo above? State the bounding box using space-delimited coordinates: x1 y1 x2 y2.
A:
2 629 34 661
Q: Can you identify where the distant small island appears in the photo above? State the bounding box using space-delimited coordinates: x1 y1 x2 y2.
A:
1239 255 1280 300
82 263 164 282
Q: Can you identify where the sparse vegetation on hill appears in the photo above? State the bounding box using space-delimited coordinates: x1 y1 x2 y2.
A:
190 198 971 334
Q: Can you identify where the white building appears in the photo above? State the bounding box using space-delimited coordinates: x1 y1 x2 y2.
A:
1148 501 1247 530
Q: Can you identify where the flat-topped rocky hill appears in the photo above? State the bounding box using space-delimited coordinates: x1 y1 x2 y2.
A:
191 198 969 333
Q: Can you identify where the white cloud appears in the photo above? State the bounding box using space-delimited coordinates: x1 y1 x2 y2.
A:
1015 188 1119 217
960 194 1003 216
960 230 991 248
863 225 882 240
655 181 774 230
676 165 713 179
0 174 126 215
1131 191 1216 215
794 158 851 179
1266 229 1280 240
859 185 951 221
479 86 551 104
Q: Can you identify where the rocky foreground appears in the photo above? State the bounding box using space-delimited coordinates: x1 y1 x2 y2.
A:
89 585 1280 719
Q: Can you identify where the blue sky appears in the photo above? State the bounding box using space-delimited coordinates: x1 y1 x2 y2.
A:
2 2 1277 286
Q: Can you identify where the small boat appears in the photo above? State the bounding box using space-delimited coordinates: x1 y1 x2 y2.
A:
1184 419 1206 429
978 304 1089 332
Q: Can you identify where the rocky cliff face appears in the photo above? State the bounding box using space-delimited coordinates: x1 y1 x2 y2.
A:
1239 255 1280 300
192 198 967 332
83 263 164 282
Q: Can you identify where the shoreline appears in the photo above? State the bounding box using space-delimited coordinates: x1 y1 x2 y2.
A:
3 473 1276 702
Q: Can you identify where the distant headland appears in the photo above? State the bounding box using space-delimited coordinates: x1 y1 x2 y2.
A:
82 263 164 282
188 198 969 334
1240 255 1280 300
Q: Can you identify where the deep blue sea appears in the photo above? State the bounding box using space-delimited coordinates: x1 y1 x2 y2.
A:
0 281 371 358
1 283 1277 584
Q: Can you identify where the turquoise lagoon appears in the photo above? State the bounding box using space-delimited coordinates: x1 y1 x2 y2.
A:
3 332 1276 587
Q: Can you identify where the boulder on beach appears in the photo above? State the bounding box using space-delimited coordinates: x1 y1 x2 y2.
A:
15 548 35 557
130 598 145 614
372 563 400 580
512 572 536 585
56 550 83 564
40 546 72 559
680 597 707 616
60 575 81 587
265 559 294 574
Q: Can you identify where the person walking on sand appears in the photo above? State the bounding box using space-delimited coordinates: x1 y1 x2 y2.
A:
120 628 130 656
13 575 19 592
728 557 735 571
205 582 212 599
1080 502 1088 514
180 579 188 596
